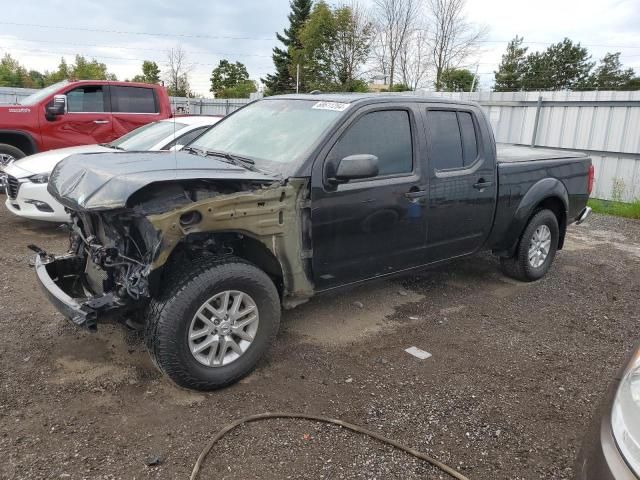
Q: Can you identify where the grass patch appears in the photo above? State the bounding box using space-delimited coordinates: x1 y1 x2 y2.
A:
588 199 640 219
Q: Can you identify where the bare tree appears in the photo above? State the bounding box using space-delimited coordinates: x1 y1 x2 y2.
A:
165 46 192 97
399 27 432 90
426 0 486 91
372 0 419 89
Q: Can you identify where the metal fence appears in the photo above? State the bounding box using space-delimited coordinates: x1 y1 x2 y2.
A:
418 90 640 202
2 86 639 201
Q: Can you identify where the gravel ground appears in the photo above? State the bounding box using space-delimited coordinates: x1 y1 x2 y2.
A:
0 206 639 480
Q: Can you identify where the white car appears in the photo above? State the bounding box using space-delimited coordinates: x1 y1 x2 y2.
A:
2 116 220 222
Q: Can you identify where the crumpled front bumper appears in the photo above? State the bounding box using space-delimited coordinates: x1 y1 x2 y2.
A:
34 254 113 330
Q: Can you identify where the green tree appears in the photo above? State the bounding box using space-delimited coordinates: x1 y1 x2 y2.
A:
132 60 161 83
210 59 256 98
521 38 593 91
441 68 476 92
263 0 312 95
587 52 635 90
0 54 31 87
294 1 373 92
494 36 528 92
71 55 116 80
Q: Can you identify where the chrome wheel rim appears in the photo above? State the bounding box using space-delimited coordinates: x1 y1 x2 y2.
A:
0 153 15 167
528 225 551 268
188 290 259 367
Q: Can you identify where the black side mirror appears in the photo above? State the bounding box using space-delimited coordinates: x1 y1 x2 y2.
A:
330 154 379 183
46 94 66 120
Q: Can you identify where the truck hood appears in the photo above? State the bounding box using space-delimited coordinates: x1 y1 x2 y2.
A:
48 151 277 211
4 144 114 178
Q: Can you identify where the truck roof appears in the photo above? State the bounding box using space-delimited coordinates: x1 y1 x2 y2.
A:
269 93 478 107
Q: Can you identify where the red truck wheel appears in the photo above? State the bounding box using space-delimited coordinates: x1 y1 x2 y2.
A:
0 143 25 167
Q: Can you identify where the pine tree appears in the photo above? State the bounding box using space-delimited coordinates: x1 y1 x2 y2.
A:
262 0 312 95
521 38 593 91
588 52 635 90
493 36 528 92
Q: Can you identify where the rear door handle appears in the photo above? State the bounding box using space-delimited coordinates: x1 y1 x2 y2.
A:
93 120 110 124
473 179 493 190
404 189 428 199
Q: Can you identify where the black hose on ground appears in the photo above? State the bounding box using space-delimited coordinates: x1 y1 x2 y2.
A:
190 412 470 480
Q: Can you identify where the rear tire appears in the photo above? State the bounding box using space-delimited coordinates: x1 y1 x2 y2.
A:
144 257 280 390
500 209 559 282
0 143 26 167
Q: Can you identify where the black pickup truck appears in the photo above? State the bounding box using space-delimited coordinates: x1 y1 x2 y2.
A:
34 94 593 390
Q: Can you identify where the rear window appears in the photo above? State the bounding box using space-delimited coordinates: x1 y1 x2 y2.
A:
428 110 480 170
110 86 158 113
110 121 187 151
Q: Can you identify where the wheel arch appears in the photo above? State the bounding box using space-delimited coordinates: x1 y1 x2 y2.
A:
153 231 286 299
0 130 38 155
501 178 569 256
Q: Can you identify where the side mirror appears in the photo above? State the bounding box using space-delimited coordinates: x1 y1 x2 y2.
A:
169 144 184 152
330 154 379 183
46 94 66 119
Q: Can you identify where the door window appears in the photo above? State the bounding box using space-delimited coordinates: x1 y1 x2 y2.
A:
459 112 478 166
110 86 158 113
329 110 413 177
428 110 480 170
66 86 105 113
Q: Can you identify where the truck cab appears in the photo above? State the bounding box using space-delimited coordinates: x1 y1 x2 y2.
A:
0 80 172 166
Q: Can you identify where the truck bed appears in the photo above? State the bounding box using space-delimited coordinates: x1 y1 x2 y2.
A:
497 143 588 163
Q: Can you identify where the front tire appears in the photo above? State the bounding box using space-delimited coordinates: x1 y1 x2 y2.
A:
145 257 281 390
500 209 559 282
0 143 26 167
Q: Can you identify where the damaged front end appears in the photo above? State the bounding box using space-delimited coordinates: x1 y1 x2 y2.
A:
33 209 160 330
34 174 315 331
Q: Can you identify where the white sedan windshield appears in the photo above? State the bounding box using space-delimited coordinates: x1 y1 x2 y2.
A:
190 99 346 169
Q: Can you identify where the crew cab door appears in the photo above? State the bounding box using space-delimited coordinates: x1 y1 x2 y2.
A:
311 105 429 290
108 85 161 138
424 107 497 261
41 84 113 150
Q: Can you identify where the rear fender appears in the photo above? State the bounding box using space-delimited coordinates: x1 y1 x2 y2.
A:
499 178 568 257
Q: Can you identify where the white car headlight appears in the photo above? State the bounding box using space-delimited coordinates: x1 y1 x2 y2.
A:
612 348 640 476
29 173 49 184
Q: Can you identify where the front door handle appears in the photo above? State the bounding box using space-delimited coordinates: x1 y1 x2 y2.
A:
473 179 494 190
93 120 110 124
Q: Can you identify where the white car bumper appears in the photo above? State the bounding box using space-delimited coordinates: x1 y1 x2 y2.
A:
5 178 70 223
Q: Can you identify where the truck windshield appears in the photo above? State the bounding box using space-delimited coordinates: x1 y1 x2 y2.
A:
189 99 346 174
109 120 187 151
18 80 69 106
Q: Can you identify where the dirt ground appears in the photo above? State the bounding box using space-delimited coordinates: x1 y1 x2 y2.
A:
1 206 639 480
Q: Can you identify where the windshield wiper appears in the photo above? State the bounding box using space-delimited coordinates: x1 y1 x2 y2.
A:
182 146 205 156
203 150 259 172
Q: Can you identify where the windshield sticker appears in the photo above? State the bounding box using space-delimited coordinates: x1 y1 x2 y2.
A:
312 101 350 112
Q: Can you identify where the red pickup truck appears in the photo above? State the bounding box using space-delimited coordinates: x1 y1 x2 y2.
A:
0 80 172 165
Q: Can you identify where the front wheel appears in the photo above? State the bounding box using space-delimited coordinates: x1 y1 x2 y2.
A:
0 143 25 167
145 257 281 390
500 209 559 282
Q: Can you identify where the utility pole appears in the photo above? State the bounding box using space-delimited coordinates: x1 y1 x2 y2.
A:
296 64 300 94
470 65 479 93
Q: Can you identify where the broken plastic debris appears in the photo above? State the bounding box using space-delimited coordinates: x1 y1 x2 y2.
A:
404 346 432 360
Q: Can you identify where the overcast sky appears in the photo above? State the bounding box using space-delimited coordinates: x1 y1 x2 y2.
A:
1 0 639 96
